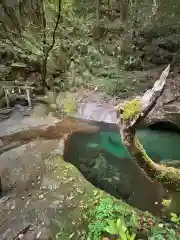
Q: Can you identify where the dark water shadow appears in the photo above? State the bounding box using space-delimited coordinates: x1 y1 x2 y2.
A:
62 119 180 214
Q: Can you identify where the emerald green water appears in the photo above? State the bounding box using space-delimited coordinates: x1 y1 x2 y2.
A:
91 129 180 163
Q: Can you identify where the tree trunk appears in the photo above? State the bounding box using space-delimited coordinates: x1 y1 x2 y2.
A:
116 0 128 22
116 65 180 214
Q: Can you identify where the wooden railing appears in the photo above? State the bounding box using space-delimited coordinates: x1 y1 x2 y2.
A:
0 81 34 108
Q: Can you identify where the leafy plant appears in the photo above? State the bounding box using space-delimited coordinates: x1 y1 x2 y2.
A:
124 55 142 70
87 221 107 240
104 217 136 240
87 196 138 240
63 96 77 114
162 199 170 206
170 213 180 223
149 226 178 240
86 194 180 240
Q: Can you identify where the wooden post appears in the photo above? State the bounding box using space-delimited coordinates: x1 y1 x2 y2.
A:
4 88 10 108
26 88 32 108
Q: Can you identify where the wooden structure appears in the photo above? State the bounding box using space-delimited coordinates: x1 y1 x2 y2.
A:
0 81 34 108
0 61 38 108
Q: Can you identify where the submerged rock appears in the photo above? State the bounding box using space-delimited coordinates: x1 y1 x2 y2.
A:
63 119 169 215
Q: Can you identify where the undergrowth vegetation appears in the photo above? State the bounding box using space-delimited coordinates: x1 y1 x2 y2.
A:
86 191 180 240
2 0 180 98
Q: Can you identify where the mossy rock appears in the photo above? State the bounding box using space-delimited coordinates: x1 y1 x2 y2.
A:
122 99 141 120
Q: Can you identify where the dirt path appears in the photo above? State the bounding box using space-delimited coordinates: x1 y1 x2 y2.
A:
0 106 95 239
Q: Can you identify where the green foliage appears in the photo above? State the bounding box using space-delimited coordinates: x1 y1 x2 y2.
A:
162 199 170 206
170 213 180 224
86 193 180 240
87 221 107 240
63 95 77 114
104 217 136 240
87 196 138 240
1 0 180 96
92 197 127 220
124 56 142 71
149 225 178 240
103 76 129 97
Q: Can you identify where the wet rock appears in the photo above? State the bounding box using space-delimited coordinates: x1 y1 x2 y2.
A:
0 106 96 239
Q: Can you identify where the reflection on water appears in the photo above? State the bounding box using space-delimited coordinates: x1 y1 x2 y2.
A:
62 116 180 214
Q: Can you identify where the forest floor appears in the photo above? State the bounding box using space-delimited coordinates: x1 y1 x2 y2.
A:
0 107 95 239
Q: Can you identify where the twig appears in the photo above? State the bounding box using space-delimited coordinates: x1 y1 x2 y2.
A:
41 0 62 89
96 0 101 25
12 225 31 240
40 0 47 87
163 94 180 105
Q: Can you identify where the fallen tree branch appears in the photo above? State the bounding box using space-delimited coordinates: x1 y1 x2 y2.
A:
116 64 180 214
116 65 170 144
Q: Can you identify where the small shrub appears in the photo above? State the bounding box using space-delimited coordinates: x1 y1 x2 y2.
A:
104 217 136 240
86 194 180 240
87 196 138 240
